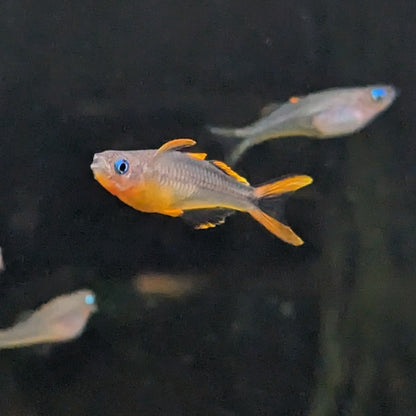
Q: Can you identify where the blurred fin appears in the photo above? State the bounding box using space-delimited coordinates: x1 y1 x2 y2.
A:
259 102 281 117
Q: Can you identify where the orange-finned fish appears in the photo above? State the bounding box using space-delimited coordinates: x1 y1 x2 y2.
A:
208 85 398 164
90 139 313 245
0 290 97 350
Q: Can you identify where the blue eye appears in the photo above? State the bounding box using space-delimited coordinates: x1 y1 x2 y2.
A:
85 294 95 305
114 158 129 175
371 88 386 102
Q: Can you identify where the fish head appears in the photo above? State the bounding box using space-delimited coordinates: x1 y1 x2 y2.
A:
82 290 98 313
50 289 98 341
361 85 398 113
90 149 151 197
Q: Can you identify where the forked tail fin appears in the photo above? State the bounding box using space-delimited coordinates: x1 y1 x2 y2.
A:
248 174 313 245
207 125 252 166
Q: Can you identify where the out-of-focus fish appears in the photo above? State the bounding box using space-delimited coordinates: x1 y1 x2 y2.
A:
0 289 97 350
208 85 398 164
133 272 202 298
0 247 4 273
90 139 312 245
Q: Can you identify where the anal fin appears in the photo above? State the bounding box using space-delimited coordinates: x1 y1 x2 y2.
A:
181 208 235 230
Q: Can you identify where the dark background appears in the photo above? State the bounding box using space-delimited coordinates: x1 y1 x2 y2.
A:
0 1 415 415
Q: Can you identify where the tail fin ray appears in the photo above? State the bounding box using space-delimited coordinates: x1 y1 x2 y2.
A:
207 125 252 166
249 209 304 246
249 174 313 245
255 175 313 198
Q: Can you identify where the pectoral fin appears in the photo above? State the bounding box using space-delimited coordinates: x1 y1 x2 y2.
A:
182 208 235 229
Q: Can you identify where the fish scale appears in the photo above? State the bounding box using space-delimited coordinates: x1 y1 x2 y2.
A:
158 152 252 203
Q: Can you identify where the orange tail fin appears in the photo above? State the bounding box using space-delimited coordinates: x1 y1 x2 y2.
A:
254 175 313 198
249 174 313 245
249 209 304 245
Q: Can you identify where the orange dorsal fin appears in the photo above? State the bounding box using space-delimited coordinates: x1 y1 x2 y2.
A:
186 152 207 161
289 96 300 104
254 175 313 198
211 160 250 185
156 138 196 155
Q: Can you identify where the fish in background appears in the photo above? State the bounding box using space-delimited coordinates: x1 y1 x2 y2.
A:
0 289 97 350
0 247 4 273
133 272 203 299
208 85 398 165
91 138 312 245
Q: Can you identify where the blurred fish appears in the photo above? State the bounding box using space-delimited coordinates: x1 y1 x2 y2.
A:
0 289 97 350
133 272 202 298
0 247 4 273
91 139 312 245
208 85 398 164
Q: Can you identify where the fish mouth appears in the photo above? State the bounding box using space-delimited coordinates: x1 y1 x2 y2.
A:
90 153 109 173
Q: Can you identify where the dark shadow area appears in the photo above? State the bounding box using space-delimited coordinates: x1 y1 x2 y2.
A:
0 1 415 415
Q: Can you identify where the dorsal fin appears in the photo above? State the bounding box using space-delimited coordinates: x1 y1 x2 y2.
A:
211 160 250 185
259 102 282 117
186 152 207 161
156 138 196 155
289 96 301 104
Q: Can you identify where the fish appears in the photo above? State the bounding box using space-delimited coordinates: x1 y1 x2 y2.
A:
0 247 4 273
90 138 312 245
133 272 203 298
208 85 398 164
0 289 97 350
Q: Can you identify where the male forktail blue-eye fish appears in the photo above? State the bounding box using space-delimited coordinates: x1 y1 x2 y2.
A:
208 85 398 164
0 290 97 349
90 138 313 245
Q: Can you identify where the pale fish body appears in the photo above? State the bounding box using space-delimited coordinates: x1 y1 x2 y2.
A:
208 85 398 164
0 289 97 349
90 139 313 245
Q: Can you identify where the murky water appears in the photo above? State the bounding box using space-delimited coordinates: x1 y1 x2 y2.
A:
0 1 415 415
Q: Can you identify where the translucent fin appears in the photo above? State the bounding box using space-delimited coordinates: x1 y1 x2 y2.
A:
249 208 304 246
226 138 255 166
156 138 196 155
182 208 235 229
254 175 313 198
211 160 250 185
186 152 207 160
259 102 282 117
207 126 240 138
260 97 300 117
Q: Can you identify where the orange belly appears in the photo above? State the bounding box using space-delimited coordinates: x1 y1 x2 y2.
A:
119 180 183 217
